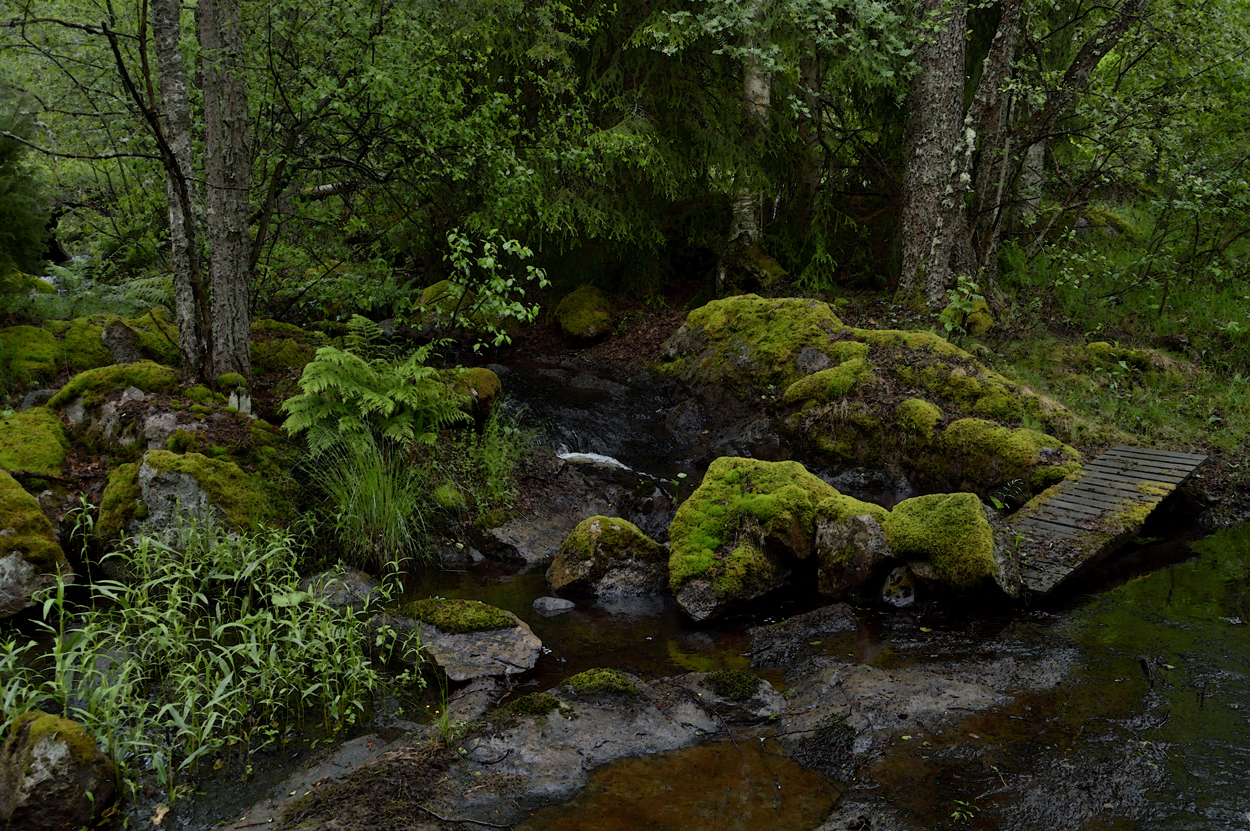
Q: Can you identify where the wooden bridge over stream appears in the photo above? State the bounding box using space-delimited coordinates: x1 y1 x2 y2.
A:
1009 445 1209 597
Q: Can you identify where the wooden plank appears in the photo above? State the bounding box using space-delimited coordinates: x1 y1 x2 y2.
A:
1075 470 1179 491
1066 478 1155 500
1105 446 1208 465
1083 464 1189 484
1044 489 1126 511
1015 518 1081 538
1086 456 1192 475
1028 508 1090 528
1038 497 1103 516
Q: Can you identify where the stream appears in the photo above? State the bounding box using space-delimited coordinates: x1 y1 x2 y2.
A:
155 366 1250 829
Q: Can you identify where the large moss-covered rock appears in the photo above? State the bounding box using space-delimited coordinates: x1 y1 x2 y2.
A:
883 493 997 589
97 450 271 542
49 361 181 411
447 366 501 428
668 457 838 621
0 470 70 617
250 319 322 376
933 419 1082 493
555 285 614 339
396 598 542 681
0 407 68 476
548 516 668 597
0 712 118 831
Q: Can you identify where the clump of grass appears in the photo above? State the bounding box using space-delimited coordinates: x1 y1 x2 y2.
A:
565 668 639 696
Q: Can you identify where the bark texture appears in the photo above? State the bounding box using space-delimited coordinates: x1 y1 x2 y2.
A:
152 0 211 374
897 0 967 308
198 0 253 388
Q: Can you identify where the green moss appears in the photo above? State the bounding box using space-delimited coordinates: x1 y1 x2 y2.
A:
709 540 784 598
0 325 61 380
0 407 69 476
452 366 501 403
251 319 312 339
816 492 890 526
216 373 246 389
403 597 516 633
10 712 99 766
556 285 614 339
1086 341 1151 372
936 419 1081 492
189 404 213 416
883 492 996 588
184 384 214 404
972 379 1024 422
433 483 469 511
782 358 874 406
919 364 982 408
658 295 846 400
166 429 198 454
566 667 639 696
849 328 973 359
252 337 316 376
703 668 761 701
0 469 66 570
96 463 141 541
1029 460 1082 491
667 457 838 590
895 398 942 441
60 318 112 371
49 361 181 409
143 450 270 529
497 693 565 720
561 516 667 564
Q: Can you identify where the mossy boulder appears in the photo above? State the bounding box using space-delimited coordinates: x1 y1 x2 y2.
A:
883 493 997 589
250 319 322 375
548 516 668 597
399 598 541 681
98 451 271 542
782 357 874 406
932 419 1082 494
668 457 838 621
939 296 994 337
0 326 61 382
49 361 181 411
0 712 118 831
447 366 501 427
895 398 942 442
555 285 614 340
0 470 70 617
0 407 68 477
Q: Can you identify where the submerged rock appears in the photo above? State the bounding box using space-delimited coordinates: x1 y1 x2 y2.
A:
547 515 668 598
532 595 576 614
0 712 117 831
750 603 859 667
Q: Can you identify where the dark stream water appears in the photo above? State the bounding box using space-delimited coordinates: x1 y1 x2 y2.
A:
160 367 1250 829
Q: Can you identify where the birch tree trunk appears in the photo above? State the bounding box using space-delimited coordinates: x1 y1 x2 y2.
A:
198 0 253 406
896 0 967 309
152 0 210 375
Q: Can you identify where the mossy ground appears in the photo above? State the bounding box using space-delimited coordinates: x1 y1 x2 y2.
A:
404 598 517 633
884 493 996 588
0 469 66 569
565 667 639 696
895 398 942 441
49 361 181 409
0 407 68 476
703 668 760 701
667 457 837 591
0 325 61 380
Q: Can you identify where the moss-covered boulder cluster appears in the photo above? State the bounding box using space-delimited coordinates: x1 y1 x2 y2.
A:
0 308 179 384
658 295 1093 497
666 456 1020 620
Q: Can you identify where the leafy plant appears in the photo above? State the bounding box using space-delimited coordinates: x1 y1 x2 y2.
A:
281 315 470 456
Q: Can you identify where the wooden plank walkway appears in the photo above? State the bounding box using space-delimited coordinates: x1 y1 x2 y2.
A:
1010 445 1208 596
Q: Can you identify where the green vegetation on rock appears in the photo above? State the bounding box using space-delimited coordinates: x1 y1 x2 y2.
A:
935 419 1081 492
668 457 838 591
143 450 271 530
884 493 996 588
97 462 142 540
497 693 565 720
555 285 613 338
703 668 761 701
9 712 101 766
816 492 891 526
560 516 667 564
895 398 942 441
783 357 874 406
0 407 68 476
403 597 517 633
566 667 639 696
49 361 181 409
0 325 60 380
0 469 66 570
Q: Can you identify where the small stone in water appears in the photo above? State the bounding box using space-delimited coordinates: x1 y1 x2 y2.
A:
533 596 576 614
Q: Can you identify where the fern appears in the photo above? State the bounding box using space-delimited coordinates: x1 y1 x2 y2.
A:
281 320 469 455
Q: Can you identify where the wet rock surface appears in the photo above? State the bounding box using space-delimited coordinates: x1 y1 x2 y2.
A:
0 713 118 831
749 602 859 668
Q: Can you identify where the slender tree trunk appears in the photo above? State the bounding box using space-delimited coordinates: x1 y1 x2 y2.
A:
1020 140 1046 220
151 0 211 375
198 0 252 406
896 0 967 309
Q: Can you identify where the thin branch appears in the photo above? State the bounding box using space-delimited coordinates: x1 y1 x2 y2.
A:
0 129 158 160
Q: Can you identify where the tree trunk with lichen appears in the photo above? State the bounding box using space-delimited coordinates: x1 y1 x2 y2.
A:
896 0 967 310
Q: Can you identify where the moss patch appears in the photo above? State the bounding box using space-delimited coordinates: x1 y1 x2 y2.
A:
403 598 517 633
49 361 181 409
97 463 142 541
0 407 69 476
143 450 271 529
935 419 1082 493
895 398 941 441
566 667 639 696
561 516 667 565
849 327 972 359
0 470 66 570
703 668 761 701
884 493 996 588
556 285 614 339
783 357 874 406
8 712 100 766
497 693 566 721
667 457 838 591
0 325 61 380
815 493 891 526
